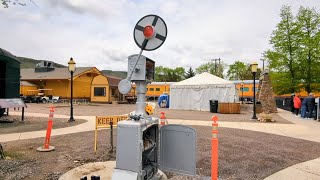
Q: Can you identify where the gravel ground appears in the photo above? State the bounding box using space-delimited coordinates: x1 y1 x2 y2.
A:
0 115 87 134
16 103 291 124
1 126 320 180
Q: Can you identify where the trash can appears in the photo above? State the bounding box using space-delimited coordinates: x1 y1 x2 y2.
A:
256 101 262 113
209 99 218 113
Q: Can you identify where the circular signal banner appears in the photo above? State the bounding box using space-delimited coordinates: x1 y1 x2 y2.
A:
134 14 168 51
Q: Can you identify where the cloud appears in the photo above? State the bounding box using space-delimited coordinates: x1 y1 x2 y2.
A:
44 0 129 19
1 0 319 72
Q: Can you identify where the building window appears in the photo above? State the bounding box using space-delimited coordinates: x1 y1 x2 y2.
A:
240 87 249 92
150 88 154 91
156 88 160 91
94 87 106 96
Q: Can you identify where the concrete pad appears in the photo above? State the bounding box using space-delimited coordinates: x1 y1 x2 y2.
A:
59 161 116 180
59 161 167 180
36 146 55 152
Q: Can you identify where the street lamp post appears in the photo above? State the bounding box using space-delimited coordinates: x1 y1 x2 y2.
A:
251 62 258 120
68 57 76 122
241 80 244 104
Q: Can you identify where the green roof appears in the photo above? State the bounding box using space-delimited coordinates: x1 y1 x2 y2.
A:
0 48 20 63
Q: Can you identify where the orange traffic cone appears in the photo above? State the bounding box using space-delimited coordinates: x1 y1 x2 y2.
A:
37 106 55 152
159 112 168 126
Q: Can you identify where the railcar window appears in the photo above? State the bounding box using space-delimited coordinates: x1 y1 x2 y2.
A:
240 87 249 92
156 88 160 91
150 88 154 91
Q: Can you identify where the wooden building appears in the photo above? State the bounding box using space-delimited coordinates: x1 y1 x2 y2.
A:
90 75 122 102
21 62 122 103
20 81 38 96
0 48 20 98
21 66 101 99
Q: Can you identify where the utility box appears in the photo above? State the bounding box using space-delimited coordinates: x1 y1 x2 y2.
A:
113 119 196 180
128 55 155 81
115 118 159 179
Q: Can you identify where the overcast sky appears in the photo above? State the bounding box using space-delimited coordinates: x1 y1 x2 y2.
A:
0 0 319 71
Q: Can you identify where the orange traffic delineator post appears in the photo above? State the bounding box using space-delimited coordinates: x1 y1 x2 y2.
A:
37 106 55 152
159 112 168 126
211 115 219 180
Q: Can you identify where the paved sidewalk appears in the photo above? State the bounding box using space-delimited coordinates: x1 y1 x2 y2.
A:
0 112 96 143
264 158 320 180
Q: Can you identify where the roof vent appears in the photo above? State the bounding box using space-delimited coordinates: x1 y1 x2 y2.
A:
35 61 55 72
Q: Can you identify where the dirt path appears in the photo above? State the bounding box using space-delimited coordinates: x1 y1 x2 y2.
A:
1 126 320 180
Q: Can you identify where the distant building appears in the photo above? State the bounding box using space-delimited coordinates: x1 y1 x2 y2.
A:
20 61 122 103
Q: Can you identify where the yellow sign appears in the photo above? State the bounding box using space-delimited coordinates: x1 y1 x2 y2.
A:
94 115 128 152
96 115 128 128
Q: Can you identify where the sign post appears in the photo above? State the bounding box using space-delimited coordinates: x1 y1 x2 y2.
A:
94 115 128 152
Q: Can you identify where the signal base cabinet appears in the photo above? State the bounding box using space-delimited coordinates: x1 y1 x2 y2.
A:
112 119 196 180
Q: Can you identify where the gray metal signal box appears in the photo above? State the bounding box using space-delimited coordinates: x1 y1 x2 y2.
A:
113 55 196 180
128 54 155 81
113 119 196 180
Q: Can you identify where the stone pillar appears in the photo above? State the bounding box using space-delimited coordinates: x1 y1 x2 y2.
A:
258 71 277 114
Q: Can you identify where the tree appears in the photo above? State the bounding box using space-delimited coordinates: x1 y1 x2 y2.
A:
1 0 36 8
264 5 300 94
196 61 226 78
155 66 185 82
227 61 247 80
184 67 196 79
296 6 320 93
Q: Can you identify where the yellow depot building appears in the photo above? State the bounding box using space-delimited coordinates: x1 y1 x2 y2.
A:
90 74 122 102
20 62 122 103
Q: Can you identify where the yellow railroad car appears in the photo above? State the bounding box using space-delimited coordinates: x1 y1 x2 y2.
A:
127 82 175 101
232 80 320 101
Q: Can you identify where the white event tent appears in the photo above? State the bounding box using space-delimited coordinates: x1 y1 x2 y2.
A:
170 72 238 111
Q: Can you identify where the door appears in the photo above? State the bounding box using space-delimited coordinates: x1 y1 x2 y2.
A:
159 124 196 176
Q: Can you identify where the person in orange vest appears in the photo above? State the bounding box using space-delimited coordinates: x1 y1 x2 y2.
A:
293 94 301 117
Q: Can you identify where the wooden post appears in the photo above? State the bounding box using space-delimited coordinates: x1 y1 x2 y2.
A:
22 107 24 121
0 143 5 160
110 121 113 152
94 117 98 153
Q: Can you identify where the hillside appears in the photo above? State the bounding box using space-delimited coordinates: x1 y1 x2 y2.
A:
101 70 127 79
18 57 66 69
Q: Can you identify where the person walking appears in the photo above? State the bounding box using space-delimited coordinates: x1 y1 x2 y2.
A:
290 93 295 114
293 94 302 117
301 97 308 119
306 93 315 119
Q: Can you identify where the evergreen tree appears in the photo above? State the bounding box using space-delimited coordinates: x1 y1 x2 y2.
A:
184 67 196 79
